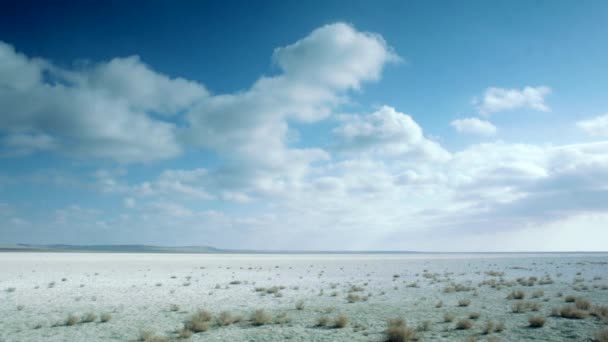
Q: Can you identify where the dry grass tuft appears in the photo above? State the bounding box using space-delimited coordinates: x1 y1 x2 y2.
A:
81 312 97 323
596 329 608 342
528 315 546 328
184 310 212 332
333 314 348 328
507 290 525 300
316 315 331 327
575 297 591 310
100 313 112 323
64 314 79 326
274 312 290 324
511 301 541 313
385 318 416 342
458 299 471 307
251 309 272 326
417 320 431 332
456 318 473 330
218 311 236 326
443 313 455 322
139 330 170 342
347 293 362 303
482 320 495 334
177 327 193 339
552 305 588 319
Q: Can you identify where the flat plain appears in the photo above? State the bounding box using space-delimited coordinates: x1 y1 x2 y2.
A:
1 252 607 341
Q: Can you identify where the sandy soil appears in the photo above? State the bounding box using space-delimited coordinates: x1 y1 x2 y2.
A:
1 253 607 341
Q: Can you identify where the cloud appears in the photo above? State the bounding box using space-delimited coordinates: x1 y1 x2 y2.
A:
334 106 450 161
184 23 397 184
450 117 497 136
476 86 551 115
0 41 207 162
577 113 608 137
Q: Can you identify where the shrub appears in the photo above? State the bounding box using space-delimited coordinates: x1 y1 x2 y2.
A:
575 298 591 310
552 305 588 319
81 312 97 323
443 313 455 322
417 320 431 332
100 313 112 323
274 312 290 324
507 290 525 300
218 311 236 326
596 329 608 342
139 330 170 342
469 312 480 320
177 327 193 339
316 315 330 327
564 295 576 303
385 318 416 342
347 293 362 303
528 315 546 328
591 305 608 319
456 318 473 330
184 310 212 332
65 314 79 326
512 301 541 313
482 320 495 334
333 314 348 328
531 290 544 298
170 304 180 312
295 300 304 310
251 309 272 326
458 299 471 307
495 322 505 332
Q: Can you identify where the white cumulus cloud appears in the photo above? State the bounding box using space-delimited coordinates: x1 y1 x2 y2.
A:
476 86 551 115
451 117 497 136
577 113 608 137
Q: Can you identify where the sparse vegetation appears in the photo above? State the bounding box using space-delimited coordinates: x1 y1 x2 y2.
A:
482 320 495 334
596 329 608 342
64 314 79 326
417 320 431 331
100 313 112 323
139 330 170 342
81 312 96 323
528 315 546 328
184 310 212 332
552 305 588 319
251 309 272 326
443 313 455 322
458 299 471 307
333 314 348 328
385 318 416 342
507 290 525 300
295 299 305 310
456 318 473 330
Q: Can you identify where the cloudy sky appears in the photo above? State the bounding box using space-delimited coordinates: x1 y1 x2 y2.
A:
1 1 607 251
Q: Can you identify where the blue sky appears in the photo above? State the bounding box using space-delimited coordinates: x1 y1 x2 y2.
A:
1 1 608 250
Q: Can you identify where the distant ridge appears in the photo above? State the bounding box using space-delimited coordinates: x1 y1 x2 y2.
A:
0 244 420 254
0 244 221 254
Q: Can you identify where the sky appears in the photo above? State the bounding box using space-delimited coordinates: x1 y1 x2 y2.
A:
1 0 608 251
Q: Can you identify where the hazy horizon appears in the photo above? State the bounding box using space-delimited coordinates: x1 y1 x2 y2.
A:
2 1 608 251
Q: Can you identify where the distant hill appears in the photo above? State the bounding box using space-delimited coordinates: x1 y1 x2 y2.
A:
0 244 222 253
0 244 421 254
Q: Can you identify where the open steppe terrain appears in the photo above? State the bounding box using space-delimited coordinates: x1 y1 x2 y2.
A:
1 253 607 341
